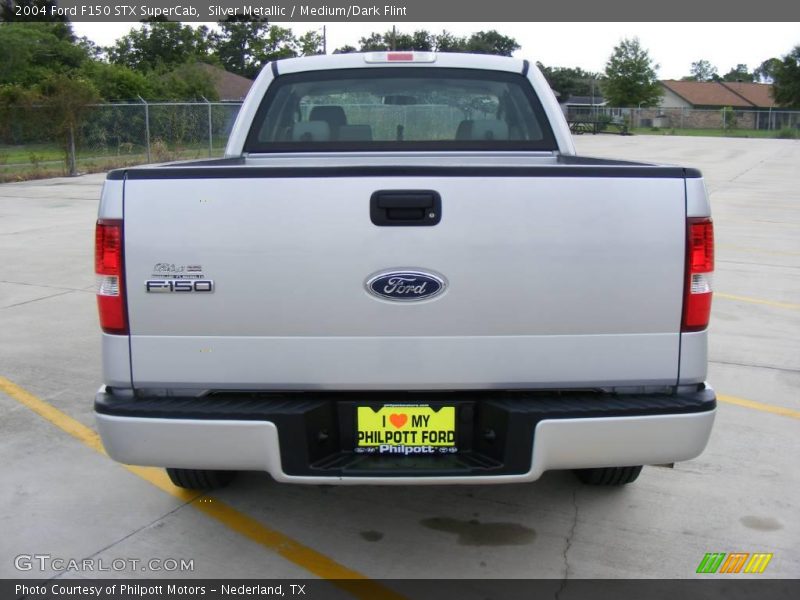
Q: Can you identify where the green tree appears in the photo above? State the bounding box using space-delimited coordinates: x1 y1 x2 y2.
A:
683 59 719 82
358 32 388 51
354 28 518 56
0 82 38 143
260 25 300 60
151 62 218 101
392 30 434 51
1 0 72 39
602 37 662 107
772 45 800 107
77 35 104 60
212 20 321 78
0 22 89 86
82 61 153 101
463 30 519 56
297 30 324 56
38 74 100 175
433 30 465 53
333 44 358 54
754 58 781 84
107 22 213 72
537 63 599 99
721 63 754 82
212 17 272 79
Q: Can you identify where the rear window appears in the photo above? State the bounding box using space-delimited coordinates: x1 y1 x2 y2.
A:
244 68 557 152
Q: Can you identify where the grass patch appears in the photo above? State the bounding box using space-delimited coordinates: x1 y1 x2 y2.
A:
630 127 795 139
0 144 222 183
0 143 66 164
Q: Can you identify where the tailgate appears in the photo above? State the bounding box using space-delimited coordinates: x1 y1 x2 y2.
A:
123 173 686 389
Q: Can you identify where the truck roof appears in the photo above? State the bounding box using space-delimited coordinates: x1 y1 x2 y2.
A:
270 51 528 76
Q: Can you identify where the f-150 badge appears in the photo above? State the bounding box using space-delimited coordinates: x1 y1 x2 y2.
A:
146 280 214 293
366 270 446 302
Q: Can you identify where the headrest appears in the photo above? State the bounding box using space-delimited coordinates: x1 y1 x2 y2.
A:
291 121 331 142
309 106 347 129
468 119 509 140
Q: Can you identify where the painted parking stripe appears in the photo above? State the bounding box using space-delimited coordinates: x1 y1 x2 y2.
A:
718 393 800 420
4 374 796 594
0 376 406 600
717 243 800 258
716 292 800 311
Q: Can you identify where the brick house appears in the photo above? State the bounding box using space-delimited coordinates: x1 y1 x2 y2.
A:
648 80 776 129
197 64 253 101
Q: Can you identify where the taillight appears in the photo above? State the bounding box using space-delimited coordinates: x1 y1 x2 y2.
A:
95 219 128 334
682 217 714 331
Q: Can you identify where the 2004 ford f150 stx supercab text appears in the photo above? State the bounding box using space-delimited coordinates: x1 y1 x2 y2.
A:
94 52 716 490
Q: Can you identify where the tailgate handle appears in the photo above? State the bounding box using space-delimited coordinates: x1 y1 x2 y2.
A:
370 190 441 226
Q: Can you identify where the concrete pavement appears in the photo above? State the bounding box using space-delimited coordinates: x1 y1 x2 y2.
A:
1 136 797 585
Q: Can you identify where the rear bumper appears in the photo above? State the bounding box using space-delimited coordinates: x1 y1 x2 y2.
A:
95 386 716 485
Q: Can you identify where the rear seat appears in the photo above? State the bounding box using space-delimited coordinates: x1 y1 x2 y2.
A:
291 121 331 142
455 119 509 140
337 125 373 141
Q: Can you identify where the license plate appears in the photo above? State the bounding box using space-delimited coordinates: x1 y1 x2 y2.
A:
356 405 456 454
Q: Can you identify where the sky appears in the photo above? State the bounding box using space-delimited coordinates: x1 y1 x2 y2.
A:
72 22 799 80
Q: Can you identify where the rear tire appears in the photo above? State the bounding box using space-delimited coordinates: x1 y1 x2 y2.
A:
573 466 642 486
166 468 237 490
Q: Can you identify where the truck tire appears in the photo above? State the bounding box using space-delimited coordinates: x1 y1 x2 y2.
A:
166 468 237 490
573 466 642 486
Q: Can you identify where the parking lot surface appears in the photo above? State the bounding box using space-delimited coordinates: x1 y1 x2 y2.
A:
1 136 798 586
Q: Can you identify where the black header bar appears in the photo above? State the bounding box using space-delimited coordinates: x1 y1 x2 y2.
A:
9 0 799 22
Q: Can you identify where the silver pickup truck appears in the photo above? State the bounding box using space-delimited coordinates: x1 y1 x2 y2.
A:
94 52 716 490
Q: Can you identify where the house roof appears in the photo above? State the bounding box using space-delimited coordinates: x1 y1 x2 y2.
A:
660 80 775 108
719 82 775 108
564 95 607 106
661 80 750 107
198 63 253 101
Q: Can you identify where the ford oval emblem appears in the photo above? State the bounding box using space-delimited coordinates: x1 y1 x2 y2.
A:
366 270 446 302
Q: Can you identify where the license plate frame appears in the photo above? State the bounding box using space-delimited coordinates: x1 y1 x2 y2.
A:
355 404 457 455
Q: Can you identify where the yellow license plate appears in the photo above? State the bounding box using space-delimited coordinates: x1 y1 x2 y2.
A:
356 405 456 449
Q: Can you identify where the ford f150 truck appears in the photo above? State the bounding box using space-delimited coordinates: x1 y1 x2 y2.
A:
94 52 716 490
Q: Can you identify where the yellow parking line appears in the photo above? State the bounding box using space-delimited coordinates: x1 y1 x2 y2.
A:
718 394 800 420
0 376 406 600
717 244 800 257
720 218 799 228
716 292 800 311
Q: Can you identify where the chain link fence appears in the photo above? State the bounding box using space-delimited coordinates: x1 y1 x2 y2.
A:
565 106 800 136
630 107 800 132
2 101 799 182
0 101 242 182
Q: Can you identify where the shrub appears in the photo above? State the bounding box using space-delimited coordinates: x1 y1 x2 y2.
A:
28 152 43 169
721 106 737 129
151 138 177 162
